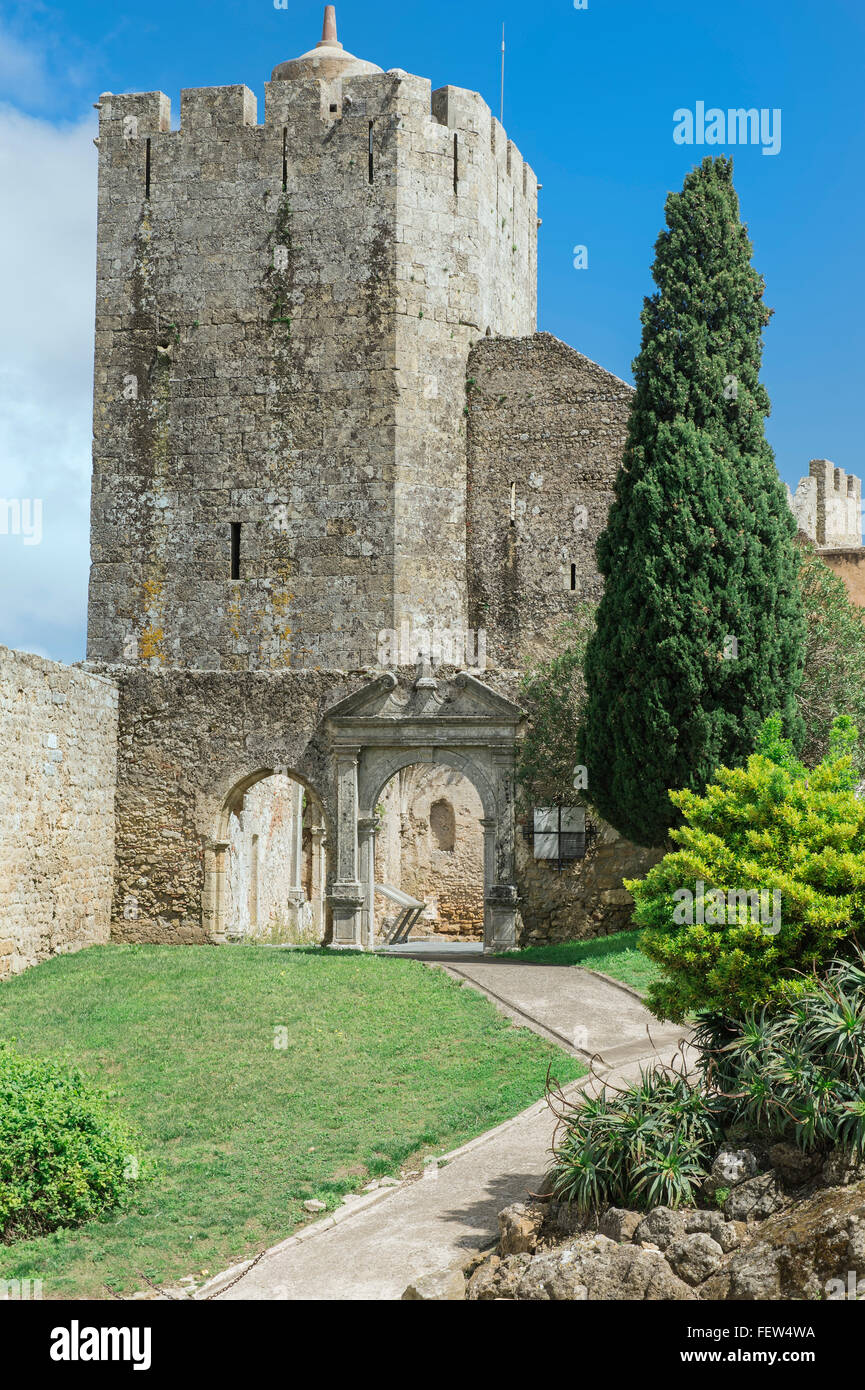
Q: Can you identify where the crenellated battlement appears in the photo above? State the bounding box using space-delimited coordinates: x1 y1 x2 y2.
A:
786 459 862 549
95 73 536 200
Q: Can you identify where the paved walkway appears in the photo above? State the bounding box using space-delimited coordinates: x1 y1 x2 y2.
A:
197 959 687 1302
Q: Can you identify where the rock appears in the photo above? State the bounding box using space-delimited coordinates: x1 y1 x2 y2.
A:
401 1268 466 1301
598 1207 642 1244
768 1142 823 1187
545 1198 593 1239
513 1245 591 1301
847 1220 865 1268
666 1233 724 1286
465 1253 533 1300
684 1210 743 1253
706 1179 865 1300
821 1149 865 1188
723 1173 785 1223
712 1148 760 1188
717 1249 782 1301
633 1207 686 1252
471 1233 695 1302
525 1241 695 1301
302 1199 327 1213
499 1201 545 1256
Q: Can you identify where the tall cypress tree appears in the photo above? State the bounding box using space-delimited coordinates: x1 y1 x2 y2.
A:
578 156 805 847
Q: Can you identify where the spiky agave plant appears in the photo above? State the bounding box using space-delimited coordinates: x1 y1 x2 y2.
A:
711 949 865 1152
547 950 865 1218
546 1058 724 1214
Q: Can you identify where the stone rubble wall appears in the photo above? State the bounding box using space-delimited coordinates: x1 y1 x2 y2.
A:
102 665 354 943
465 333 632 669
0 646 118 978
514 813 662 947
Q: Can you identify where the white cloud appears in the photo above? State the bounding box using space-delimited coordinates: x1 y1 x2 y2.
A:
0 103 97 662
0 23 50 106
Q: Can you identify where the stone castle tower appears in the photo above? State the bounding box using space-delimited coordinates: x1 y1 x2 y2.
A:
73 10 680 955
86 7 538 671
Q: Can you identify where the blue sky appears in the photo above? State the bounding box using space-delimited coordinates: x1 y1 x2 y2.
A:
1 0 863 661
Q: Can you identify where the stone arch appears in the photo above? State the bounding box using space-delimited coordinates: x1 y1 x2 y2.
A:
359 747 499 824
355 747 504 951
204 766 332 942
325 670 521 953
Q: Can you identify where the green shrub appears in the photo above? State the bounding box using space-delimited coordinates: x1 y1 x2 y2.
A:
626 716 865 1023
516 613 593 810
0 1041 144 1242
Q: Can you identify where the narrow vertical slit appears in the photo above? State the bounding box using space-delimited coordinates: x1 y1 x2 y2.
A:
145 138 151 199
230 523 241 580
570 563 577 591
368 121 374 183
453 133 459 194
282 127 288 192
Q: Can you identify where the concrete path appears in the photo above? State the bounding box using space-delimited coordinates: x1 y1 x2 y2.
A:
198 960 687 1302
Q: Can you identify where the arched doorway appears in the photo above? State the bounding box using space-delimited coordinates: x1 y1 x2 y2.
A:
374 763 485 944
205 769 330 944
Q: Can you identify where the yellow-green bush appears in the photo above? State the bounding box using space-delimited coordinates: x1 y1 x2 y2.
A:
626 717 865 1022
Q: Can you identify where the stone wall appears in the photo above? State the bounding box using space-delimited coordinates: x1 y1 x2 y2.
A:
103 665 355 943
465 333 632 669
819 547 865 608
102 660 654 951
0 646 118 978
514 812 661 947
87 72 536 674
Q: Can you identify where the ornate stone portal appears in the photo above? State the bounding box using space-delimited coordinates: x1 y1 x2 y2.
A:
324 667 522 953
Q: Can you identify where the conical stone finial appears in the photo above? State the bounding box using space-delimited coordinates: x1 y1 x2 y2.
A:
319 6 339 46
271 5 382 82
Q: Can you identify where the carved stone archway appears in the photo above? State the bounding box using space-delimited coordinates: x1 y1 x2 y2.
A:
324 668 522 953
203 767 331 943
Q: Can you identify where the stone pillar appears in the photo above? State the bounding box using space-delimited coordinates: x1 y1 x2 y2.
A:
482 753 519 952
285 779 306 932
203 840 230 942
309 821 327 940
288 780 305 892
358 816 378 951
330 750 363 947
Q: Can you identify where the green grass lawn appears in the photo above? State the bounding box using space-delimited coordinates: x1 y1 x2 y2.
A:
0 944 584 1299
505 929 659 994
